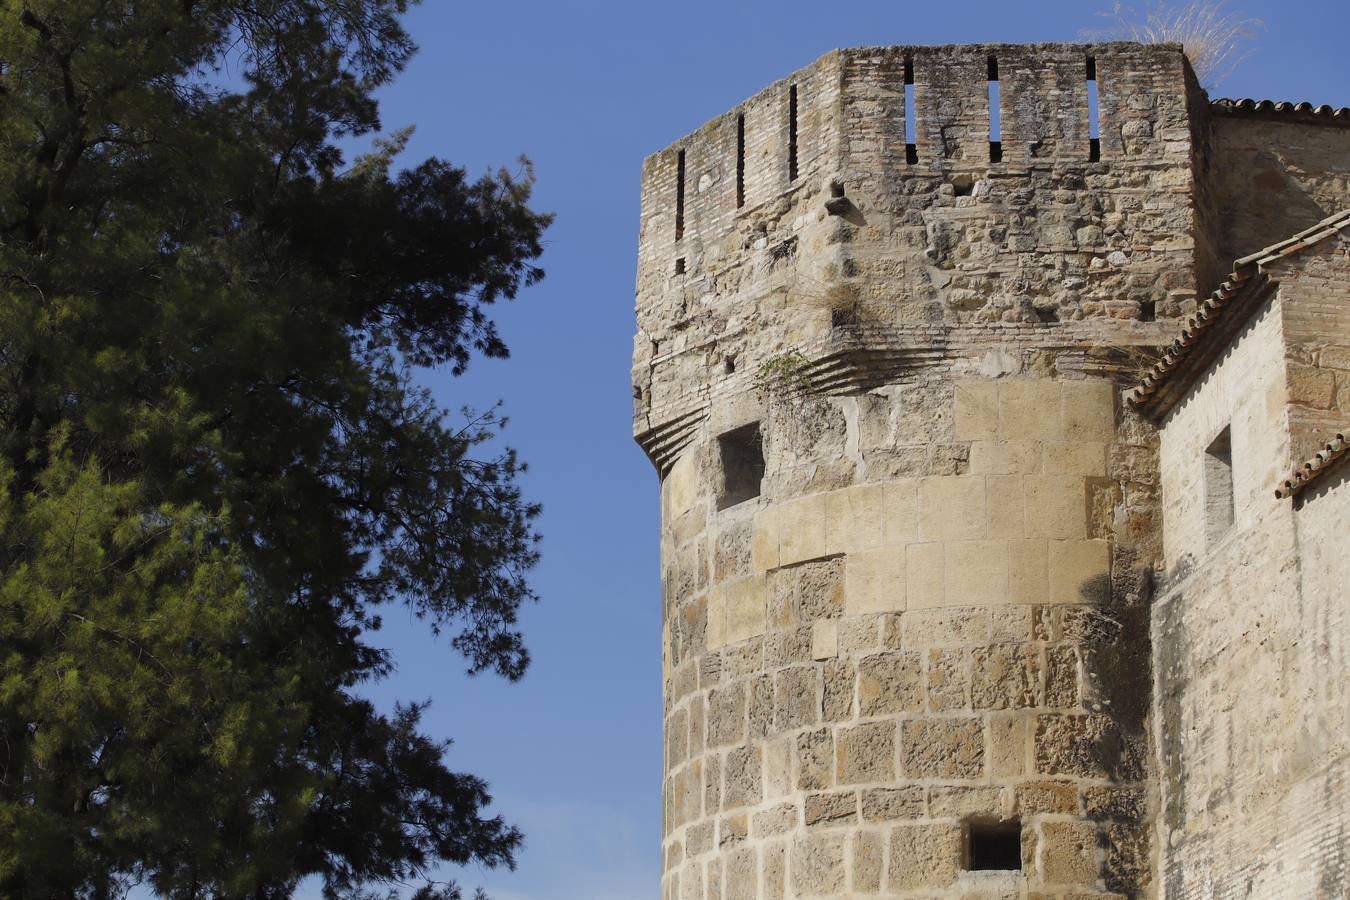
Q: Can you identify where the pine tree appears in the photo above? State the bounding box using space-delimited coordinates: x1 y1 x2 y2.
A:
0 2 550 896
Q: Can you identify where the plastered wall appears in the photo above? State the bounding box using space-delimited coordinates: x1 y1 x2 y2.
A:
1154 287 1348 898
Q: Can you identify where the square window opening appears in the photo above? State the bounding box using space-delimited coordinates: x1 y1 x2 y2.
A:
966 819 1022 872
717 423 764 510
1205 426 1235 544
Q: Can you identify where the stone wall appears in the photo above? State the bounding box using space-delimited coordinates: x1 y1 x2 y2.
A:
1208 112 1350 262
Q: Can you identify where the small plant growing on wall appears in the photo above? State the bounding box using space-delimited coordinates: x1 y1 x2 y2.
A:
754 350 813 398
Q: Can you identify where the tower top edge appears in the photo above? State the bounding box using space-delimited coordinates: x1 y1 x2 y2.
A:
642 41 1188 164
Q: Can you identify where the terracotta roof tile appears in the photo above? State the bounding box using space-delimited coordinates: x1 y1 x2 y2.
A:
1212 97 1350 124
1275 432 1348 499
1128 209 1350 417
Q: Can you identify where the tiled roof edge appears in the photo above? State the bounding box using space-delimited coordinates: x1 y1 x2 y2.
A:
1212 98 1350 124
1128 210 1350 417
1275 432 1348 499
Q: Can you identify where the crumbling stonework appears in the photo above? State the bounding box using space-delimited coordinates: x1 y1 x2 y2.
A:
634 42 1349 899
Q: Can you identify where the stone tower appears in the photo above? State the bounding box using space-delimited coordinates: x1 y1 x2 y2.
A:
633 42 1350 899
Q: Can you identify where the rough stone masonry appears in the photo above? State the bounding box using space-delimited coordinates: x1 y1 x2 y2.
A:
632 42 1350 899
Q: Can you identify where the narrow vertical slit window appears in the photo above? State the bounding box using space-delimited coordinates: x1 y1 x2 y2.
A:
987 56 1002 163
1087 56 1101 161
788 84 799 182
904 56 918 164
1204 426 1235 545
675 149 686 241
736 114 746 209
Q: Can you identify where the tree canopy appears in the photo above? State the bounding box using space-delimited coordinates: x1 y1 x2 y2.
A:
0 2 551 896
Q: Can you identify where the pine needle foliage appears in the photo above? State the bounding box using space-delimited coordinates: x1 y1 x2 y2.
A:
1087 1 1264 87
0 1 552 897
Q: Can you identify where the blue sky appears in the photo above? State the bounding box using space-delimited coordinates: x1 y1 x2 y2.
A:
333 2 1350 898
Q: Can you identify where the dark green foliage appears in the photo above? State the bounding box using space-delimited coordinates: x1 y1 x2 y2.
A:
0 1 551 896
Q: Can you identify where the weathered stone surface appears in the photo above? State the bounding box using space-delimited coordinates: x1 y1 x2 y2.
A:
901 718 984 778
836 721 896 784
887 823 961 890
857 651 923 716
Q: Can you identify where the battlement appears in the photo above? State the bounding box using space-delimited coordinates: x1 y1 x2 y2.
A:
633 43 1215 444
637 43 1201 303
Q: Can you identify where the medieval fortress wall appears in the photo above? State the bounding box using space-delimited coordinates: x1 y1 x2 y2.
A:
633 42 1350 899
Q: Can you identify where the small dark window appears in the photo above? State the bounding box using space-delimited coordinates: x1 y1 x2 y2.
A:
723 355 736 375
967 819 1022 871
952 174 975 197
675 257 686 275
1205 426 1234 544
1139 299 1156 321
717 423 764 510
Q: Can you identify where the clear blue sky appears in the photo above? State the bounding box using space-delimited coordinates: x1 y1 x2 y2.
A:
335 3 1350 898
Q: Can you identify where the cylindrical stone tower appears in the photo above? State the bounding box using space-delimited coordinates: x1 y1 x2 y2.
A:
634 43 1205 899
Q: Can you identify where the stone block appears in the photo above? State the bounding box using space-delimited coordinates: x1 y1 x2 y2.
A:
971 644 1042 709
763 736 793 799
883 478 920 543
1047 540 1111 604
925 647 969 711
897 607 989 647
919 475 987 541
1061 380 1116 442
811 618 839 660
1001 380 1064 442
804 790 858 826
906 542 946 608
724 847 757 899
723 745 762 810
822 658 855 722
1025 476 1087 539
1009 539 1049 604
851 829 883 893
1039 820 1099 884
825 483 885 555
844 547 906 616
990 604 1034 641
1044 442 1107 476
664 453 700 521
836 721 896 784
987 475 1027 537
1015 780 1079 815
752 509 780 572
1044 645 1081 708
778 493 828 565
707 683 747 747
927 784 1007 818
946 539 1010 606
790 831 847 895
753 802 799 838
705 587 727 651
955 381 1000 440
723 574 767 644
838 615 881 654
762 840 785 900
857 651 923 716
969 440 1043 475
861 786 925 821
901 718 984 778
796 728 834 790
774 666 819 733
887 822 961 890
988 714 1029 777
1035 714 1119 779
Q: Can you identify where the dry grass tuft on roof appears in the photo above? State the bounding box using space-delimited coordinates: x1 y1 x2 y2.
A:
1085 1 1264 87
